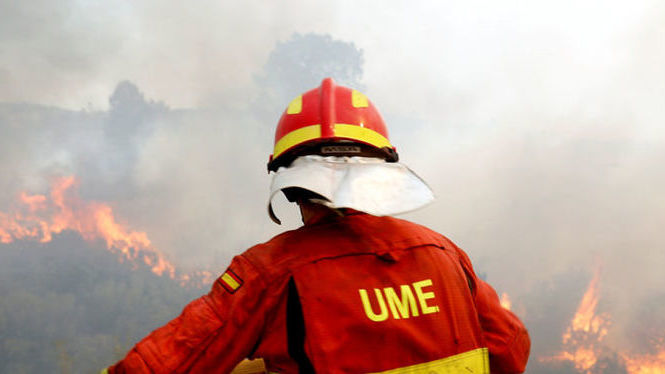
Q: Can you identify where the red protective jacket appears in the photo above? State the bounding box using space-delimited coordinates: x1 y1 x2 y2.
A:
108 212 530 373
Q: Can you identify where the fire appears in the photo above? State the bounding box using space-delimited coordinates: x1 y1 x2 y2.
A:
539 264 665 373
622 349 665 374
0 176 212 286
565 269 608 342
500 292 512 310
540 265 610 372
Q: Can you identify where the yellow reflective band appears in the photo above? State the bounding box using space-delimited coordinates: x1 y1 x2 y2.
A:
334 124 392 149
286 95 303 114
100 369 109 374
232 358 267 373
221 272 240 290
369 348 489 374
273 124 322 159
352 90 369 108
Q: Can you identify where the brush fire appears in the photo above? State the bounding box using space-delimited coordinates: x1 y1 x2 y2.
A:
538 265 665 373
0 176 213 287
1 176 664 373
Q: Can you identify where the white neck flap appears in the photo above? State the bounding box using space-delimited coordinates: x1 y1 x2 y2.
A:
268 155 434 224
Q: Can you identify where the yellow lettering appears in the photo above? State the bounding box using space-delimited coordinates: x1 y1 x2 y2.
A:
359 288 389 322
413 279 440 315
384 285 419 319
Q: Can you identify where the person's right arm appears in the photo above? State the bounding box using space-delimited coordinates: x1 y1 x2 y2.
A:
106 255 269 374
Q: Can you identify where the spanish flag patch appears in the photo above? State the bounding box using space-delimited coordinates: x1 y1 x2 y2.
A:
219 269 243 293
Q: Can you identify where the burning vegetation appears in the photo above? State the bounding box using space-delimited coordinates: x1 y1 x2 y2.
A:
0 176 212 287
538 265 665 373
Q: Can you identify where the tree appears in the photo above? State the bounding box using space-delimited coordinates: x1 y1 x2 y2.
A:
254 33 365 125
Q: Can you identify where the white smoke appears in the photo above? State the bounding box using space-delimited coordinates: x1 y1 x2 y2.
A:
1 1 665 366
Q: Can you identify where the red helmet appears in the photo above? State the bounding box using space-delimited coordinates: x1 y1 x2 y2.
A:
267 78 398 172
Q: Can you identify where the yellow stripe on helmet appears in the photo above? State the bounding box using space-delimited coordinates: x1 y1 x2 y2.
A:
334 124 392 149
273 124 322 159
273 123 393 161
286 95 303 114
351 90 369 108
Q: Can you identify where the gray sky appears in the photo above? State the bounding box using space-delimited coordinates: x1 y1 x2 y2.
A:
3 1 659 111
2 0 664 359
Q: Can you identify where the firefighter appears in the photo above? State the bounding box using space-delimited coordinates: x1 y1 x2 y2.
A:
104 78 530 373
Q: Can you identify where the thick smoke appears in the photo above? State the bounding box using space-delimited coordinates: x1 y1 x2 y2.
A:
253 33 365 124
0 33 369 270
2 1 665 371
396 4 665 359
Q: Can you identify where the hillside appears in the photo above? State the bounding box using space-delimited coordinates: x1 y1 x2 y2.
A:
0 231 203 373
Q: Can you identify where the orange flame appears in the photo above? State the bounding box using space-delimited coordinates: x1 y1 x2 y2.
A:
539 265 610 372
622 349 665 374
539 264 665 373
565 270 608 342
500 292 512 310
0 176 212 287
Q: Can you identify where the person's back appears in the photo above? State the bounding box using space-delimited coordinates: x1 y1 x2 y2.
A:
104 78 530 373
243 211 525 372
